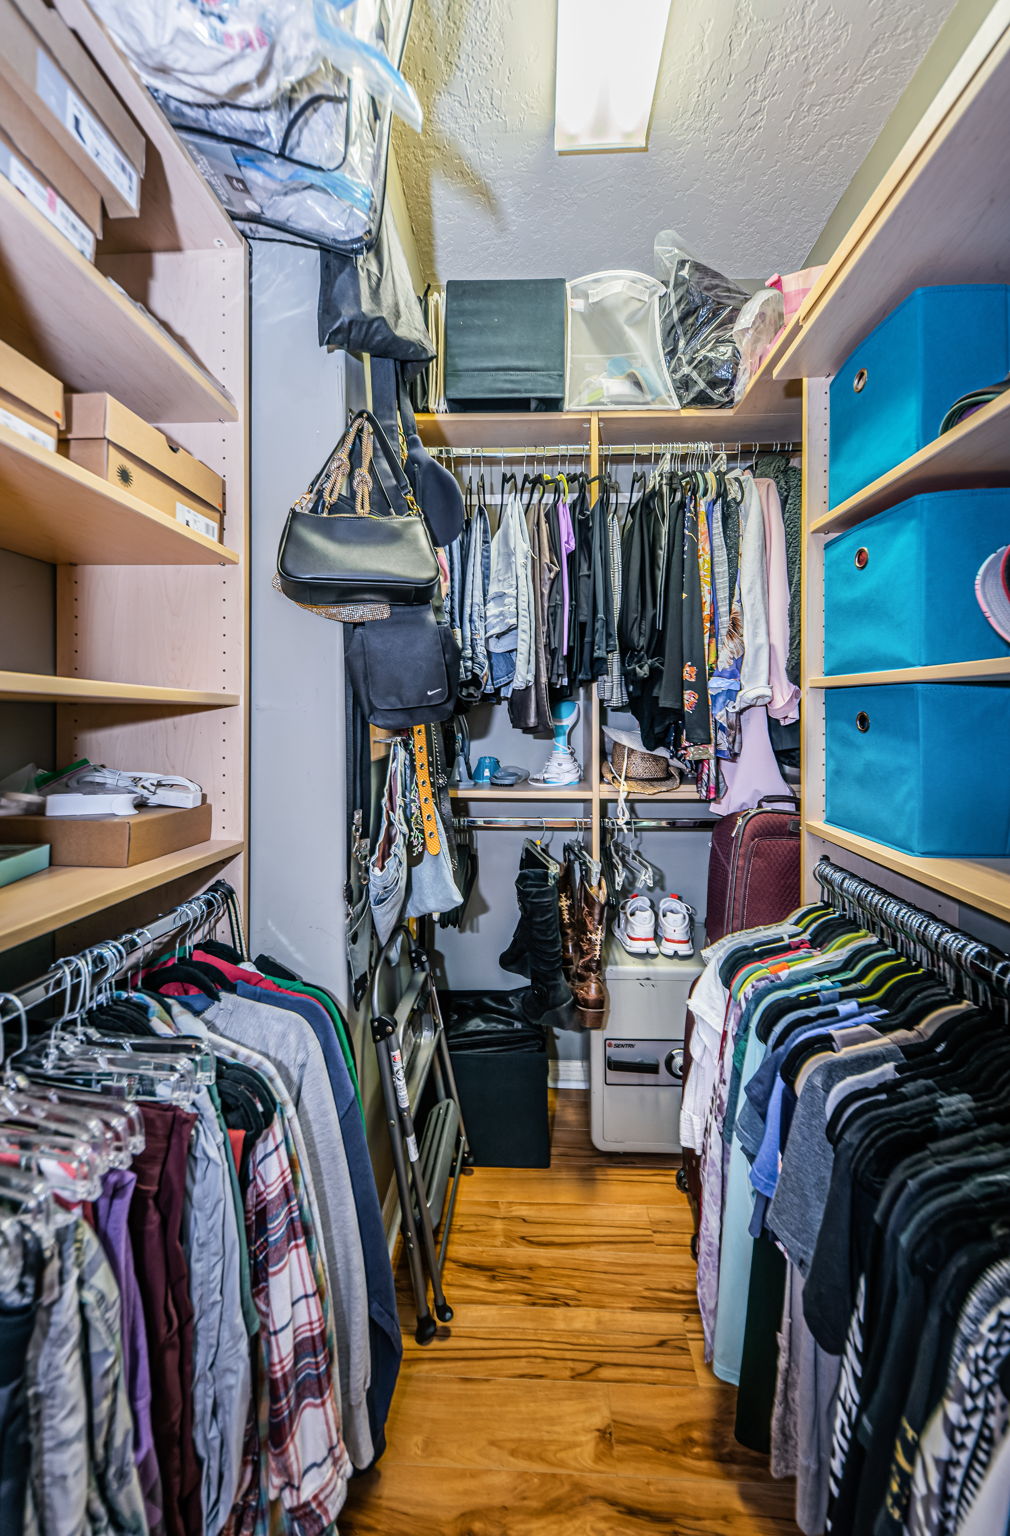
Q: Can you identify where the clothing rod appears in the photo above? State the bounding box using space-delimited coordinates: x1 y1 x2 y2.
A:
603 817 714 830
815 858 1010 1000
452 816 713 831
4 880 236 1016
452 817 592 830
430 445 590 459
429 441 798 459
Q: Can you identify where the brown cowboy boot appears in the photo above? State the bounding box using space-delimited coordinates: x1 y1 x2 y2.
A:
557 855 578 979
570 875 607 1028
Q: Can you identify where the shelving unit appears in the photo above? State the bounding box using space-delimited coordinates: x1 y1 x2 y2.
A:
422 380 795 858
0 425 238 566
0 2 248 956
0 672 239 707
811 660 1010 687
0 840 246 953
804 823 1010 925
450 784 594 801
795 3 1010 923
811 389 1010 535
0 177 237 426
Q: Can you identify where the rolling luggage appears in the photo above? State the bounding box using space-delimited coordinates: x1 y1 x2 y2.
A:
705 796 801 945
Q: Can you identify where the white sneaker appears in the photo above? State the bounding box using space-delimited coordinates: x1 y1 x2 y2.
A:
658 894 695 958
530 746 582 787
613 894 658 956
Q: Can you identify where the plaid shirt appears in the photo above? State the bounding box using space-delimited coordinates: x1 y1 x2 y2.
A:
230 1114 350 1536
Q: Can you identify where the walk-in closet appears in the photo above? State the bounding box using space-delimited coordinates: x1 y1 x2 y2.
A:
0 1 1009 1533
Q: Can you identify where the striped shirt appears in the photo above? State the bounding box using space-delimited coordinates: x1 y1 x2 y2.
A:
230 1114 350 1536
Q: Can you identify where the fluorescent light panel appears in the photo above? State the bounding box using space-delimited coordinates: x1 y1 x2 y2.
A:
555 0 672 153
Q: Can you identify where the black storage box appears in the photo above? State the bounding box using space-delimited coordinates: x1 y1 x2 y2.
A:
444 990 551 1167
443 279 566 412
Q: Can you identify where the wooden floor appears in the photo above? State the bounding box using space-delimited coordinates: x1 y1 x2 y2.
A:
341 1092 798 1536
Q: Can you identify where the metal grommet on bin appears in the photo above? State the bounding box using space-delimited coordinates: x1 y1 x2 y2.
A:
856 711 870 733
853 368 868 393
855 547 869 569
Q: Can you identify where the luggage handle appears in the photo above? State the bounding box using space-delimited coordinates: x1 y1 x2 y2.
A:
757 794 800 809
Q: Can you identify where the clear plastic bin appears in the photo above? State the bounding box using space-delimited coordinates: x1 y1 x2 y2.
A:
565 271 679 410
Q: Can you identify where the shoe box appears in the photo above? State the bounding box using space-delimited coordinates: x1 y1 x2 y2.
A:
0 74 102 258
61 393 224 541
2 802 212 866
0 334 63 449
0 0 144 222
589 939 704 1155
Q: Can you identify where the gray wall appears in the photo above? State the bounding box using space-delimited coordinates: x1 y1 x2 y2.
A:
248 244 395 1192
248 240 348 990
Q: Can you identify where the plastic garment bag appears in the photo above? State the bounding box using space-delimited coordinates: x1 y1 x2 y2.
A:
732 288 785 403
92 0 418 252
564 271 679 409
655 231 750 407
85 0 420 122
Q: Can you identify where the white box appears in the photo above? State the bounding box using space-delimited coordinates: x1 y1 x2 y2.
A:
589 942 704 1154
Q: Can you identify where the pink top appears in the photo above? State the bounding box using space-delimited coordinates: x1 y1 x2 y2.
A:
756 478 800 725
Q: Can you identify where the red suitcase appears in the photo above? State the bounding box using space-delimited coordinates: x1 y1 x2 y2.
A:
705 795 801 945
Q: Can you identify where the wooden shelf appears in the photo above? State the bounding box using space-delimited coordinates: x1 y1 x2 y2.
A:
417 413 592 450
0 673 239 707
0 839 245 953
775 4 1010 379
418 391 802 453
599 787 705 802
596 381 801 448
450 784 594 801
805 820 1010 923
0 425 238 566
0 178 237 424
811 659 1010 687
814 390 1010 534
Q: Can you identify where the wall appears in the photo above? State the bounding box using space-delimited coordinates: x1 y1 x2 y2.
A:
806 0 996 264
247 241 389 1187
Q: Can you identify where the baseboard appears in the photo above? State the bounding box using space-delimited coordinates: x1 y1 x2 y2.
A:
550 1059 590 1090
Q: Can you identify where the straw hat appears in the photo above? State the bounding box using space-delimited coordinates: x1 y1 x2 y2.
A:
601 726 682 795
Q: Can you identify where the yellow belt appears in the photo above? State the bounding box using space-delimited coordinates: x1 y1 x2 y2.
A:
412 724 441 855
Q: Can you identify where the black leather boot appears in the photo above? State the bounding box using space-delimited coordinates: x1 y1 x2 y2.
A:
499 850 558 976
498 876 531 977
516 872 575 1027
468 871 574 1028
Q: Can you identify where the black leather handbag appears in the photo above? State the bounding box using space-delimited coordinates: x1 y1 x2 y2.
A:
276 410 439 610
344 602 461 727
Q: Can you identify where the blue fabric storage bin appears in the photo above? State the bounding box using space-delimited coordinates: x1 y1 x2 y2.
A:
829 285 1010 508
825 683 1010 855
823 489 1010 673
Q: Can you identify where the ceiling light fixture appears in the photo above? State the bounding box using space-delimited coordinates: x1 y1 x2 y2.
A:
555 0 673 153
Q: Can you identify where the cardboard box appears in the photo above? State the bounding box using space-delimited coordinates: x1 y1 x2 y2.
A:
0 0 144 218
0 75 101 244
2 802 212 866
62 393 224 540
0 333 63 449
0 841 49 886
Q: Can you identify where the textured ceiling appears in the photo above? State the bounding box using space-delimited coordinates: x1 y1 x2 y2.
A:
393 0 954 284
